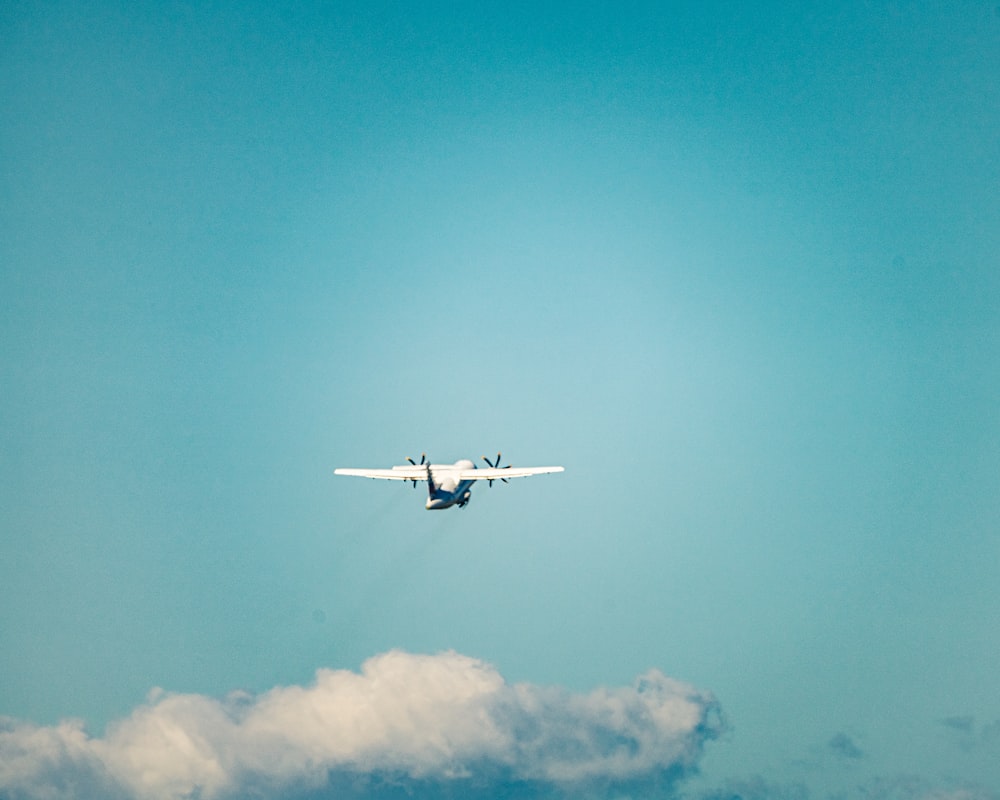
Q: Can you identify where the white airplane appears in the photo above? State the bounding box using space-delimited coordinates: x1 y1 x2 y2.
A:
335 453 564 510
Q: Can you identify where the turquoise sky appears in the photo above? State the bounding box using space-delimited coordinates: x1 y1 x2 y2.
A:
2 2 999 799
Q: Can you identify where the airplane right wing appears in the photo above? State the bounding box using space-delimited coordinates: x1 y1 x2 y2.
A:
334 467 428 481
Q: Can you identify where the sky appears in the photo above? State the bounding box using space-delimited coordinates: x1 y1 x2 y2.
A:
1 1 999 798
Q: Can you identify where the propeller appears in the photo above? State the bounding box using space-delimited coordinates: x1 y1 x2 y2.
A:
481 452 511 487
405 453 427 488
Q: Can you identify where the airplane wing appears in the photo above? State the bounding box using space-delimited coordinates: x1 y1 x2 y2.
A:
334 467 427 480
456 466 564 481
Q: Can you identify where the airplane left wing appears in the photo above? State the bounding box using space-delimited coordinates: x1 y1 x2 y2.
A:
457 466 564 480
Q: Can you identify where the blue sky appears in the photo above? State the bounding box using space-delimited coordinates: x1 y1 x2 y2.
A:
2 2 999 798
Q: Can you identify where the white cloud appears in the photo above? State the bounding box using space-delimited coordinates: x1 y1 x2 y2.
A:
0 650 722 800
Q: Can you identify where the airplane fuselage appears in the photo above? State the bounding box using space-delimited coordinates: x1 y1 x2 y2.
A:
423 459 476 510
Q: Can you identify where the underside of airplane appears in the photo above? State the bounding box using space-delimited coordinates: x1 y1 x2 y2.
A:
335 453 564 509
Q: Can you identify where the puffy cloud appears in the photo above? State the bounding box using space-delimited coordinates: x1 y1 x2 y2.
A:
0 650 722 800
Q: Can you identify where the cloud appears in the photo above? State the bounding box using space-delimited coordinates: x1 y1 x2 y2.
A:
698 775 809 800
856 775 1000 800
941 717 976 734
828 732 864 760
697 776 1000 800
938 716 1000 753
0 650 723 800
982 720 1000 744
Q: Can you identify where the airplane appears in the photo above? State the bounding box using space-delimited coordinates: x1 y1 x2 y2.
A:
334 453 564 510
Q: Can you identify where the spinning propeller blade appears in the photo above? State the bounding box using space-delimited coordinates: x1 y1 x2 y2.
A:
405 453 427 487
481 452 511 486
